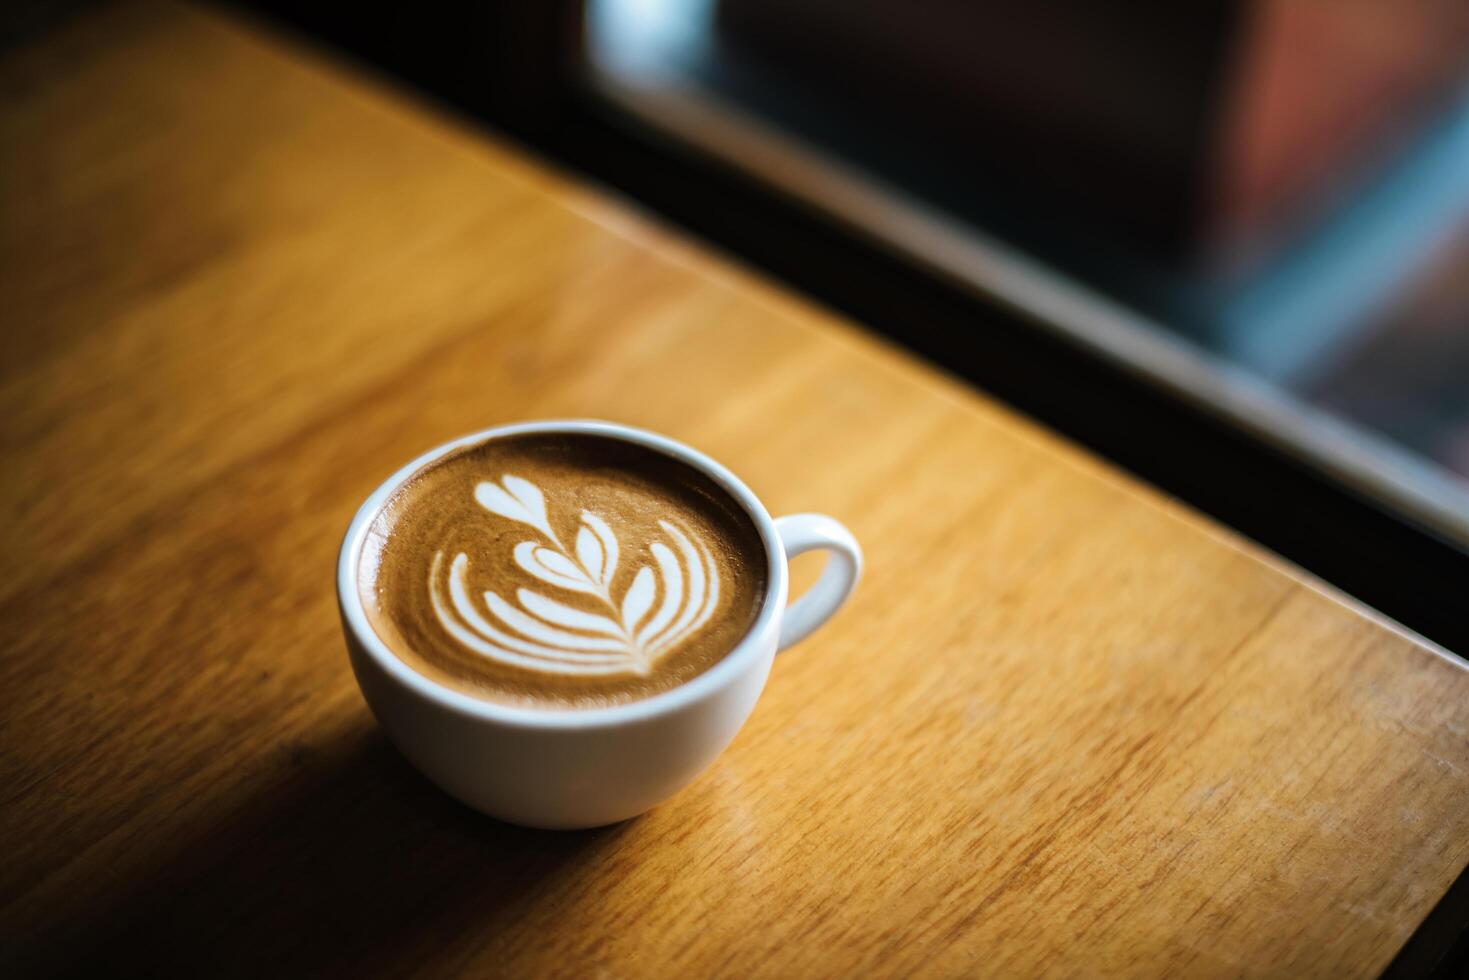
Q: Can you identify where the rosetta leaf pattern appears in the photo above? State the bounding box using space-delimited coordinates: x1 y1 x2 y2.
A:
430 475 719 676
474 476 554 542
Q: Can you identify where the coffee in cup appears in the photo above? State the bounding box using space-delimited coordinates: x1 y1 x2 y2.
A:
357 432 769 710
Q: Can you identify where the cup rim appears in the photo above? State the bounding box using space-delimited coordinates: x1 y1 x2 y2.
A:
336 419 787 730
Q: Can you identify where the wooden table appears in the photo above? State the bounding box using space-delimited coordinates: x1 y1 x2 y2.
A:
3 4 1467 976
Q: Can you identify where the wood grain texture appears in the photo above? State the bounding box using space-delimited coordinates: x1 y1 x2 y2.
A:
2 4 1467 977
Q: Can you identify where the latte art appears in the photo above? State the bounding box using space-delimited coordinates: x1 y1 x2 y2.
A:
429 475 721 676
357 433 767 709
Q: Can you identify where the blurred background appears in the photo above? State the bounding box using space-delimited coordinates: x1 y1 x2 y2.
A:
7 0 1468 646
573 0 1469 537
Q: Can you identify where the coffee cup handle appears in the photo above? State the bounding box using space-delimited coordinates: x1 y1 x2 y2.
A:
774 514 862 652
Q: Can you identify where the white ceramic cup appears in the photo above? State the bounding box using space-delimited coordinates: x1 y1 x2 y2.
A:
337 420 862 829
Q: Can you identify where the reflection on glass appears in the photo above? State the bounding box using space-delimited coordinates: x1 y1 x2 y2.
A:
585 0 1469 544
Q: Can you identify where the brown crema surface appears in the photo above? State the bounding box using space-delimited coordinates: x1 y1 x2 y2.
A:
358 433 768 709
